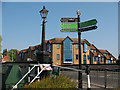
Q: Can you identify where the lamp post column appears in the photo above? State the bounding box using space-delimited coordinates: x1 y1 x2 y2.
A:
77 10 82 89
41 19 46 52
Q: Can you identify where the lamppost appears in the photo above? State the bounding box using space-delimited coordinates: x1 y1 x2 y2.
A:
38 6 49 64
77 10 82 89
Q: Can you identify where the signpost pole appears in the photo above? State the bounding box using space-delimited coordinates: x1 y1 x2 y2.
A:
77 10 82 89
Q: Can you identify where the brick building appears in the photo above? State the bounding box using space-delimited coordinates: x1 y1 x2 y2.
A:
15 36 116 65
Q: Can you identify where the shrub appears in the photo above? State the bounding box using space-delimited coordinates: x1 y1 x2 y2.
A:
22 74 77 88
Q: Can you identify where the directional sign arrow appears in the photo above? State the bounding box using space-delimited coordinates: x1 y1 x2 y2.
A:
60 18 78 22
60 19 97 29
60 26 97 32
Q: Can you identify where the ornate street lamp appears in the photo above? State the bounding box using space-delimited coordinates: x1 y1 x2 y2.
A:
37 6 49 64
40 6 48 19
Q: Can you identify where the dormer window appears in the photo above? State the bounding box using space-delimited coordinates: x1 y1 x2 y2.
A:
75 44 78 49
83 43 88 53
57 44 60 49
93 50 95 52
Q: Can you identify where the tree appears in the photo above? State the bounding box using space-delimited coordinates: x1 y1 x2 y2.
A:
7 49 18 61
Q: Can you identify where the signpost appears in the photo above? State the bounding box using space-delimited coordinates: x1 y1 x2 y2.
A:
60 25 97 32
60 19 97 30
60 11 98 89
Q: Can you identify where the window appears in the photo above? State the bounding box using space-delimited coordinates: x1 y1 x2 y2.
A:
94 57 96 62
107 60 109 63
63 37 73 63
47 43 51 52
19 53 21 59
110 60 112 64
75 44 78 49
22 53 24 60
101 57 103 62
88 55 90 60
83 55 86 64
25 52 27 56
57 54 60 60
98 57 100 64
103 53 106 55
57 44 60 49
34 49 39 56
76 55 78 60
83 43 88 53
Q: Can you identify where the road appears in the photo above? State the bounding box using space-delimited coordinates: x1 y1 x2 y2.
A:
61 70 120 88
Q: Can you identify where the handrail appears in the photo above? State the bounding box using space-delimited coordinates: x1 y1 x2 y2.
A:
29 65 49 84
11 65 37 90
53 65 83 72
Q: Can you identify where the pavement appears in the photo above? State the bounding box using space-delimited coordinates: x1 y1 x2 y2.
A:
61 70 120 89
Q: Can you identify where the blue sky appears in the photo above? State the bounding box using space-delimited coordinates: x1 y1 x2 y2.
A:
2 2 118 58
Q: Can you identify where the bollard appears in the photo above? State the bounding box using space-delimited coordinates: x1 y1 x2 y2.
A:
85 65 91 90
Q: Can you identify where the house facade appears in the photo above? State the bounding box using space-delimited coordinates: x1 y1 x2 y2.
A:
15 36 116 65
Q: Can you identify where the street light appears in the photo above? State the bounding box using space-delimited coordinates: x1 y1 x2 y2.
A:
40 6 48 19
37 6 49 64
77 10 82 89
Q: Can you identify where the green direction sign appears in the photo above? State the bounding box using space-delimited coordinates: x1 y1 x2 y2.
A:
60 19 97 29
60 26 97 32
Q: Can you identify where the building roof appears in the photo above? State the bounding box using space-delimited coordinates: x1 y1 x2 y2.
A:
47 37 85 44
99 49 116 60
2 54 11 62
90 44 96 50
29 46 35 50
105 56 111 60
92 52 104 57
99 49 108 53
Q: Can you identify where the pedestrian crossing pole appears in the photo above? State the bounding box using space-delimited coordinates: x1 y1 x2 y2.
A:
77 10 82 89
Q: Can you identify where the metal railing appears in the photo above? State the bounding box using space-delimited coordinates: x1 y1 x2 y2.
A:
52 65 120 89
52 65 91 89
12 64 51 90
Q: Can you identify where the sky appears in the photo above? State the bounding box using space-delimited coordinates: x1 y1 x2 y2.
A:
2 2 118 58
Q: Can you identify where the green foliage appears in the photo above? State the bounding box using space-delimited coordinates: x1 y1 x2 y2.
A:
22 74 77 88
7 49 18 61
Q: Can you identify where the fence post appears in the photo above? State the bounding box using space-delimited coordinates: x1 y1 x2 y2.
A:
85 65 91 90
37 66 40 81
28 64 31 83
104 69 107 88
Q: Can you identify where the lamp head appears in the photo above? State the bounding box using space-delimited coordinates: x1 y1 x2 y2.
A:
40 6 48 19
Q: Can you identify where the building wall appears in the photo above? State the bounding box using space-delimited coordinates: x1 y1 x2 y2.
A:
52 42 91 65
52 44 62 65
15 37 116 65
73 44 79 64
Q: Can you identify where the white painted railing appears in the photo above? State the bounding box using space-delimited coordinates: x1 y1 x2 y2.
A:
11 64 51 90
11 65 36 89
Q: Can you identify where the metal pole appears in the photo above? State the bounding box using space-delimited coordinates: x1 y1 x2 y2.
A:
77 10 82 88
41 19 46 52
104 69 107 88
12 50 13 61
85 65 91 90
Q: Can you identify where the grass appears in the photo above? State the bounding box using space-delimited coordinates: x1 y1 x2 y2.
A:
22 74 77 89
